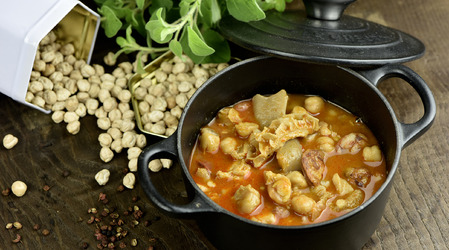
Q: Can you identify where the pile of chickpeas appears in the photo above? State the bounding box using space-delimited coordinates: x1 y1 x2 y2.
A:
26 30 228 189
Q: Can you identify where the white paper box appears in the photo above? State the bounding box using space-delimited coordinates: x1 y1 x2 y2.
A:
0 0 100 113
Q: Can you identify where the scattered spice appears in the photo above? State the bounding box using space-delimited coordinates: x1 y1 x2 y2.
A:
88 207 98 214
82 242 89 249
13 222 22 229
6 223 13 229
116 185 125 192
87 216 95 224
42 229 50 236
62 170 71 177
131 238 138 247
2 188 10 196
42 185 51 191
12 234 21 243
33 224 40 230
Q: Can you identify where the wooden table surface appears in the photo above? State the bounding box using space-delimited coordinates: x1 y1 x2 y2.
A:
1 0 448 249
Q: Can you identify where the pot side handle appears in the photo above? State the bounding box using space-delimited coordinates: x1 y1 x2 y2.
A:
138 135 216 216
358 64 436 149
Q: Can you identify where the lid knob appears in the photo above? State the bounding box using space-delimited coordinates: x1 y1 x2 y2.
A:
303 0 356 20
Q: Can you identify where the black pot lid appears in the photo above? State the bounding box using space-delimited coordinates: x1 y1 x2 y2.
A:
219 3 425 67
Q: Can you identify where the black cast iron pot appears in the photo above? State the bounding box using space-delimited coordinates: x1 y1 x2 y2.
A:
138 56 436 250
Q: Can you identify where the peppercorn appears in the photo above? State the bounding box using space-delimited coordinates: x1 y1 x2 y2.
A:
43 185 51 191
33 224 40 230
119 242 126 248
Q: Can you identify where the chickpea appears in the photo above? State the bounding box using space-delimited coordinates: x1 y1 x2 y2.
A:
11 181 27 197
3 134 19 149
108 108 122 122
95 169 110 186
60 43 75 56
56 88 71 101
88 84 101 98
220 137 239 156
122 131 137 148
115 77 127 88
98 133 113 147
103 52 116 66
76 92 90 104
127 147 142 160
107 128 122 140
76 79 90 92
161 159 173 169
363 145 382 161
97 117 111 130
43 90 57 105
120 119 135 132
111 139 123 153
200 128 220 153
122 110 135 121
51 111 65 123
100 147 114 163
136 134 147 148
65 96 79 112
148 159 163 172
128 158 138 172
66 121 81 135
123 173 136 189
151 97 167 111
85 98 99 115
175 94 188 108
25 92 34 103
150 123 165 135
305 96 325 114
80 64 96 77
292 195 316 215
63 111 79 123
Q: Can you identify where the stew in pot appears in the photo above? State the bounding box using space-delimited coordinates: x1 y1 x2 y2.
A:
189 90 387 226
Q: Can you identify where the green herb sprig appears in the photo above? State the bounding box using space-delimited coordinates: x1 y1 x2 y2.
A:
95 0 292 72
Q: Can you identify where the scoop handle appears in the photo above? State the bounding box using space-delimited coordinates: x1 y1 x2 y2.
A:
138 134 216 216
359 64 436 148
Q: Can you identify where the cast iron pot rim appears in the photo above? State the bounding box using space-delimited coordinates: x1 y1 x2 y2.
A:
175 55 403 230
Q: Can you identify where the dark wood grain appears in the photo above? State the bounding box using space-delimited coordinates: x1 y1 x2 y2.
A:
1 0 448 249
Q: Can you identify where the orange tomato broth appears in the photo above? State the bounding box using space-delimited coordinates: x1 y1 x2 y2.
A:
189 94 387 226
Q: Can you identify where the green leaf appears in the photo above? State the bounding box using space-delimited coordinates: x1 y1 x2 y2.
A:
226 0 266 22
125 25 136 44
200 0 221 27
116 36 128 47
180 27 205 64
169 40 183 59
146 8 176 43
200 29 230 63
186 26 215 56
275 0 286 12
146 20 174 43
149 0 173 15
100 5 123 37
179 1 191 17
136 0 145 10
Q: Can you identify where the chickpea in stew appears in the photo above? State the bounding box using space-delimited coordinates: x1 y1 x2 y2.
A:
189 90 387 226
